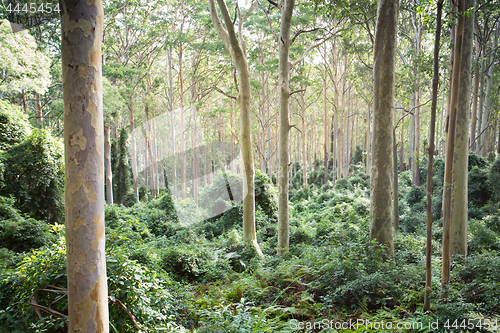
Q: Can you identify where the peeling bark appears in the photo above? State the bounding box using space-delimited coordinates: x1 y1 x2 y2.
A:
61 0 109 331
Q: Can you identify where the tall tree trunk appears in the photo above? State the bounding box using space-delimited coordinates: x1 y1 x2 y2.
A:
480 25 499 157
179 43 187 199
450 0 474 258
442 0 466 297
323 51 329 184
168 48 177 199
277 0 294 256
366 102 371 174
469 31 481 150
105 126 113 205
370 0 398 260
392 129 399 230
209 0 263 257
424 0 444 310
300 90 308 186
61 0 109 330
129 105 139 200
412 12 422 186
35 92 43 125
475 53 486 153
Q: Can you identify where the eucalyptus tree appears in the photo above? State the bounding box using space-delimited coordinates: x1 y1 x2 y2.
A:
450 0 475 257
370 0 398 259
61 0 109 331
442 0 466 297
424 0 444 311
208 0 264 257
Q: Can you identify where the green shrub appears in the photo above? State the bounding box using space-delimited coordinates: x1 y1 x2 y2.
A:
469 166 491 208
335 178 352 191
0 100 32 150
254 170 278 222
406 185 425 210
469 151 489 171
488 157 500 202
0 218 57 252
161 242 232 283
454 250 500 314
0 195 21 220
0 129 64 222
0 234 187 333
468 219 500 254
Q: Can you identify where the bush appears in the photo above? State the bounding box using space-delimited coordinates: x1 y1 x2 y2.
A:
160 242 232 283
0 100 32 150
0 129 64 222
468 166 491 208
254 170 278 223
488 157 500 202
0 234 187 333
0 218 57 252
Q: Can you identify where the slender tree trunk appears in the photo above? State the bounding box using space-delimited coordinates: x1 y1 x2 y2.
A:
179 43 187 199
105 126 113 205
35 92 43 125
61 0 109 330
366 102 371 174
470 33 481 150
209 0 263 257
450 0 474 258
475 54 486 153
323 52 329 184
442 0 466 297
129 105 139 200
480 25 499 157
301 91 308 186
392 129 399 230
424 0 444 310
277 0 294 256
370 0 398 260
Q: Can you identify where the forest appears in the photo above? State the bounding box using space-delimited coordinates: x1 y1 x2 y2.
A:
0 0 500 331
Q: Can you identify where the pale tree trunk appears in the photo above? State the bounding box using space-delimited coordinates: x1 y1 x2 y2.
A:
442 0 465 297
35 92 43 125
392 129 399 230
412 12 422 186
370 0 398 260
469 30 481 150
209 0 263 257
450 0 474 258
105 126 113 205
323 48 329 184
61 0 109 331
129 105 139 200
480 25 499 157
168 48 177 198
179 42 187 199
475 53 486 153
300 90 308 187
424 0 444 310
366 102 371 174
277 0 294 256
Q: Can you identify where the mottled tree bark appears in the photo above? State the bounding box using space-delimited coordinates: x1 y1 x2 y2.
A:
61 0 109 331
450 0 475 258
369 0 398 260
